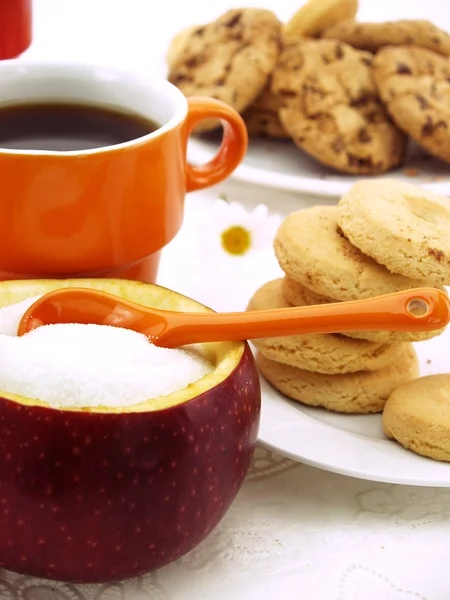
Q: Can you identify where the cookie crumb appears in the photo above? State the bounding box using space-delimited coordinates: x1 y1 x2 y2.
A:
427 359 432 364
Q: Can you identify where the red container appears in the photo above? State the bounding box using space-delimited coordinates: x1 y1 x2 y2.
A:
0 0 32 59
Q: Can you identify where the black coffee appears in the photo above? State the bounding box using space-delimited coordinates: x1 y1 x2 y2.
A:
0 102 159 151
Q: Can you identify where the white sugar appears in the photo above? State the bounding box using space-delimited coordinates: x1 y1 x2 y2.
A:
0 295 42 336
0 299 212 408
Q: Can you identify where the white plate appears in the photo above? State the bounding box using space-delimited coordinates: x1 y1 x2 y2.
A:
189 134 450 198
257 322 450 487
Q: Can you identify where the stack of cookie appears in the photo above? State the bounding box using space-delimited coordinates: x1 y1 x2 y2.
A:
167 1 450 174
247 179 450 415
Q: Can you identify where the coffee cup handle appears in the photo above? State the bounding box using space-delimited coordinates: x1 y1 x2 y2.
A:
184 97 248 192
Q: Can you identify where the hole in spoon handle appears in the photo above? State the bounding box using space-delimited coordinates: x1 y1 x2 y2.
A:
406 298 430 318
390 288 450 331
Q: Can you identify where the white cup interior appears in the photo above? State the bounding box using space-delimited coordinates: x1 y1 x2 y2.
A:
0 61 188 154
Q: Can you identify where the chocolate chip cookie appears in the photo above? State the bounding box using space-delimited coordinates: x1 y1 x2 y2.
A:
324 20 450 56
168 9 281 131
373 45 450 164
242 80 289 139
166 25 199 70
271 39 406 174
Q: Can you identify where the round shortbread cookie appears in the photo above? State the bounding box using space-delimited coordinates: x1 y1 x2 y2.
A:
274 206 426 301
282 276 447 343
257 345 419 414
271 39 406 174
372 45 450 165
247 279 405 374
168 9 281 132
339 179 450 286
282 276 332 306
383 374 450 462
284 0 358 39
323 19 450 57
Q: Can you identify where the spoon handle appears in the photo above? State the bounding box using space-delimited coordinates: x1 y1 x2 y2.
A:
158 288 450 347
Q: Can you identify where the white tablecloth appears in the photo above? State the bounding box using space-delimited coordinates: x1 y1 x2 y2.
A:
2 1 450 599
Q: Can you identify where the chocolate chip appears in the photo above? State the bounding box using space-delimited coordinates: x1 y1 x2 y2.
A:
422 118 447 137
421 116 434 137
432 35 441 45
396 63 412 75
322 55 332 65
278 89 296 99
361 57 372 67
351 95 370 108
185 57 200 68
225 12 242 28
335 44 344 60
214 77 226 86
416 94 430 110
194 27 205 36
358 129 372 143
347 154 374 169
170 73 193 84
366 110 384 124
331 138 345 153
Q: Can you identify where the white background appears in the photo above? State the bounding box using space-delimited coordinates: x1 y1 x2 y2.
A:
27 0 450 76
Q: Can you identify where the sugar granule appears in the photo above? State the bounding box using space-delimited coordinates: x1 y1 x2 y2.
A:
0 321 213 408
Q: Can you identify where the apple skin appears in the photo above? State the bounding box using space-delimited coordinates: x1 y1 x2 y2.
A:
0 280 261 583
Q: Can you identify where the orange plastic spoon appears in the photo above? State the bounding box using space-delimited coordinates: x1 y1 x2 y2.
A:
17 287 450 348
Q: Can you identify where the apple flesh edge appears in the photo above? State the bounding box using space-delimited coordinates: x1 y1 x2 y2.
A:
0 279 261 583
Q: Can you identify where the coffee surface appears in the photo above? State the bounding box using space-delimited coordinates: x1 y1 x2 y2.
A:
0 102 159 151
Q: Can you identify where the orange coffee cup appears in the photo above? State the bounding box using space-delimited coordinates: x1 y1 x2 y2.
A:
0 61 248 282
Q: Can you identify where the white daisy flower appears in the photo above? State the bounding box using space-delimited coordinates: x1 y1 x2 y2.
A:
158 194 283 312
195 197 281 257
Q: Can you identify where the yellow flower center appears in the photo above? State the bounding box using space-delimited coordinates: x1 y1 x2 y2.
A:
221 226 252 256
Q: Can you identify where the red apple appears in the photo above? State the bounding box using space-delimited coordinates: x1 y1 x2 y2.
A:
0 279 261 582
